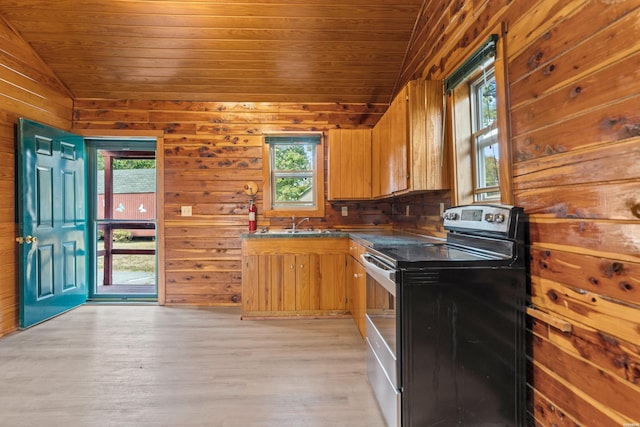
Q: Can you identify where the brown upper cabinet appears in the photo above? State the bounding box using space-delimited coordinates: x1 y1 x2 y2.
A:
375 79 447 197
328 80 447 201
405 80 447 194
327 128 372 200
373 84 409 197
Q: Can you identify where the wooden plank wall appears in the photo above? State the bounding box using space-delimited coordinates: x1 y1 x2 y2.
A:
401 0 640 424
0 17 74 337
72 101 393 306
4 0 639 422
391 190 451 238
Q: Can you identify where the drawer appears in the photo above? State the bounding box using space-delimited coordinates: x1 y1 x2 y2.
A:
349 239 368 261
367 338 400 427
365 313 397 387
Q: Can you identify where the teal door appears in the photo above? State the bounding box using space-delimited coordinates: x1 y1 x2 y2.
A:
17 118 87 328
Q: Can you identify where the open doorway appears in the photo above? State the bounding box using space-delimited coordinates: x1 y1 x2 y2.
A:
87 139 157 301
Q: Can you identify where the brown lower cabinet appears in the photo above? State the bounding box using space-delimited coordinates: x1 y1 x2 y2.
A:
241 237 349 318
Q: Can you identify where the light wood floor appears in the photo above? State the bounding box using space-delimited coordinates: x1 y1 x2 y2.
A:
0 305 386 427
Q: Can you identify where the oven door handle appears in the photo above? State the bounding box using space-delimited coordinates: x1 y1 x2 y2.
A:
361 253 397 296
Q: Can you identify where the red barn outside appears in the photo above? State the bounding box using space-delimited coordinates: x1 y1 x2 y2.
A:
97 168 156 238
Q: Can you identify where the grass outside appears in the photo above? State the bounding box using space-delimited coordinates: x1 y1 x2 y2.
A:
97 239 156 273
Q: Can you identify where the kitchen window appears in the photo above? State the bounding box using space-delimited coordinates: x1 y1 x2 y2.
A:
262 134 325 217
470 68 500 201
446 31 513 205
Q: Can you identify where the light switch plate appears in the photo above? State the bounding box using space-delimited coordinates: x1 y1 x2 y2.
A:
181 206 192 216
341 206 348 217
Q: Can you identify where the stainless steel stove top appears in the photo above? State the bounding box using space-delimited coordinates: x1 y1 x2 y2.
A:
374 243 499 263
366 205 525 269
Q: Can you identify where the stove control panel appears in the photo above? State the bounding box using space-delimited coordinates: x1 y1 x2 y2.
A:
443 204 519 236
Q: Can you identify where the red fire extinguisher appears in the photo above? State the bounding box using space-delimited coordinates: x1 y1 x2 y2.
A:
248 199 257 232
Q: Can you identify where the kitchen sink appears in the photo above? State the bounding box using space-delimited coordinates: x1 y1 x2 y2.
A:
256 228 344 235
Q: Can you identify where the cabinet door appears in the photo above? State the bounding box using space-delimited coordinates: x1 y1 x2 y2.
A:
264 254 284 311
371 120 383 198
373 86 408 197
328 129 372 200
242 254 260 312
319 254 347 310
372 111 393 197
295 254 311 310
407 80 447 192
240 254 279 312
388 85 409 194
381 112 393 196
283 254 298 311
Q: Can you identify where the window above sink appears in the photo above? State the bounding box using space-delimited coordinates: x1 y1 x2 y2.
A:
262 133 325 218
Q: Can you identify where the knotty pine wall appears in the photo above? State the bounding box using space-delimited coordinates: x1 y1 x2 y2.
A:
0 17 74 337
72 101 394 306
2 1 639 423
398 0 640 425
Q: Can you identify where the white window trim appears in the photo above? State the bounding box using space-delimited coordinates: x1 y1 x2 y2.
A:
262 133 325 218
470 69 501 202
448 28 513 206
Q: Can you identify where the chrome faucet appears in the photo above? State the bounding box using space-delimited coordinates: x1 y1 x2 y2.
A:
291 217 310 232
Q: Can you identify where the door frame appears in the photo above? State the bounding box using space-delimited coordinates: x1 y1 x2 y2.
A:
87 139 157 300
77 130 165 305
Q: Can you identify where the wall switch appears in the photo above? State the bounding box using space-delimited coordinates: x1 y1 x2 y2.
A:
181 206 192 217
341 206 348 217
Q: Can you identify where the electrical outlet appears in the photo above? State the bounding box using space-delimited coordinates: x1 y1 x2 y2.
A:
341 206 348 217
440 203 445 216
181 206 192 217
406 205 410 216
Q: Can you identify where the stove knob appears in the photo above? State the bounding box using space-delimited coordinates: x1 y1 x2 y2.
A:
494 213 506 223
484 213 494 222
444 212 458 220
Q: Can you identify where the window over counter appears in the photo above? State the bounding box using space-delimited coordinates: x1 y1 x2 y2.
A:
262 133 325 217
470 68 500 201
446 31 513 205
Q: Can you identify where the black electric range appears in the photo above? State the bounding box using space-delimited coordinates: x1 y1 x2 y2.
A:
362 204 527 427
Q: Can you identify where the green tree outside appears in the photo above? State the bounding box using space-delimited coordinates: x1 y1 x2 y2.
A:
273 144 313 202
480 78 497 127
97 154 155 170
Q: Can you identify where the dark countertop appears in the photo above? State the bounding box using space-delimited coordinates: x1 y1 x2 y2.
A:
240 230 350 239
348 230 443 248
241 229 443 248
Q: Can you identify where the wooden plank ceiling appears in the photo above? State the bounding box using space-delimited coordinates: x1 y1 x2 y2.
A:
0 0 425 103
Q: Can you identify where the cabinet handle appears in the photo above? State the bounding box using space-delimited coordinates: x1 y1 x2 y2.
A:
290 264 295 269
300 264 304 269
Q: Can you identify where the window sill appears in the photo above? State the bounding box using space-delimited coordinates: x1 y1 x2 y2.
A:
263 206 325 218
